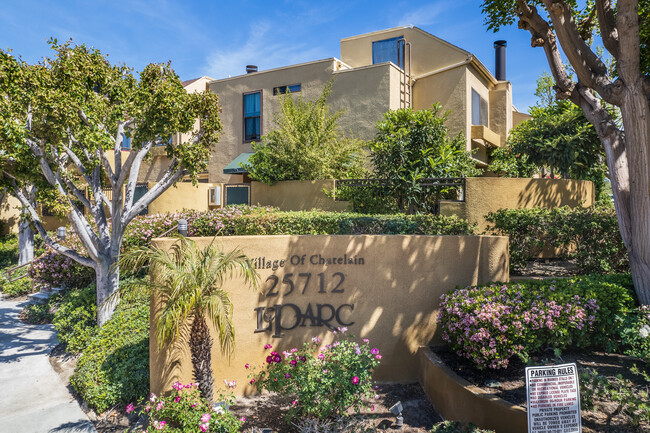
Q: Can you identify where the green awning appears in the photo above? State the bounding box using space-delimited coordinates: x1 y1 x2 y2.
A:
223 152 254 174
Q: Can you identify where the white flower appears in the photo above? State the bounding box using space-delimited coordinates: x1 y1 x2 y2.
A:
214 406 225 414
640 325 650 338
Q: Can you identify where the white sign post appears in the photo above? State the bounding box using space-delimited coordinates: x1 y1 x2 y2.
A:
526 363 581 433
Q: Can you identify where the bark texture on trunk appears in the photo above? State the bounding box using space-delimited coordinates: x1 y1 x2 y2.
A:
18 219 33 266
190 315 214 405
96 255 119 327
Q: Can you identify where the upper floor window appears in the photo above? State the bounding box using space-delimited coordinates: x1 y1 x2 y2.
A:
372 36 404 69
273 84 301 95
243 91 261 142
121 134 131 150
471 89 488 127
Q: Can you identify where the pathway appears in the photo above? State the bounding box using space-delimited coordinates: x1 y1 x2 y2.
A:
0 297 96 433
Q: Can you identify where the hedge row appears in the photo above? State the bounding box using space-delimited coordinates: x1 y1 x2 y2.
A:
31 206 476 288
485 205 627 274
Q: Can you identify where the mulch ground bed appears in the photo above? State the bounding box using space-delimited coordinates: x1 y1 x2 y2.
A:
433 346 650 432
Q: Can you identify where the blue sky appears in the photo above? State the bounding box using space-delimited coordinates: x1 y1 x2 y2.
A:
0 0 552 111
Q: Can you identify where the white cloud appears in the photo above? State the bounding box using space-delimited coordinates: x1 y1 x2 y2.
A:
397 1 458 27
202 21 327 79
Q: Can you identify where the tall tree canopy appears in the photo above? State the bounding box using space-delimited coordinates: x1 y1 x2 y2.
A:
481 1 650 303
0 40 221 325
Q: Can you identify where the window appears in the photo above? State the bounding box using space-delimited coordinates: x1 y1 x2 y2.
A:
372 36 404 69
121 135 131 150
243 91 261 142
273 84 301 95
471 89 488 127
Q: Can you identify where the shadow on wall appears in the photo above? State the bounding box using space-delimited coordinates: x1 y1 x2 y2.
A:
441 177 595 233
149 234 509 398
0 194 20 235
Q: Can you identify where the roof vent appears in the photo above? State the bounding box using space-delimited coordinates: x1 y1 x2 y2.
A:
246 65 258 74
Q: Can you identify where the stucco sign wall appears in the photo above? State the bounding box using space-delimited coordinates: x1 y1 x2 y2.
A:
150 235 509 397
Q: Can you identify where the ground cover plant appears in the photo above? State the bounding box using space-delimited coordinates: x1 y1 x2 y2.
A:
70 288 149 413
485 205 627 274
249 331 381 423
438 274 636 369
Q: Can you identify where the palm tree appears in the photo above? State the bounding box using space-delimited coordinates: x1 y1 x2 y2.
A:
119 237 259 404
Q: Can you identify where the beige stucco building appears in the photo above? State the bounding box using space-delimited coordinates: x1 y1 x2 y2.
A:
141 26 529 206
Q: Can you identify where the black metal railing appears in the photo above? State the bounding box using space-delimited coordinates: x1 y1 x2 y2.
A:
334 177 466 199
333 177 466 215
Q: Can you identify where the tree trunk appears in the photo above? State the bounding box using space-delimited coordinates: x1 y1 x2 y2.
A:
96 254 120 327
18 218 33 266
190 315 214 405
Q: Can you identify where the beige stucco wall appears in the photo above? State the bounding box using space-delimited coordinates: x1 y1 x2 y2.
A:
207 59 338 185
439 177 595 232
340 26 469 77
331 62 400 138
0 195 21 235
513 110 532 127
413 67 467 143
147 182 224 214
251 180 349 212
150 234 509 398
489 81 513 144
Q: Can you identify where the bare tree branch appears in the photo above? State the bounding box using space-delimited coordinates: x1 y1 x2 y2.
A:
617 0 642 84
123 141 153 213
122 160 184 225
11 183 96 268
595 0 620 58
539 0 622 105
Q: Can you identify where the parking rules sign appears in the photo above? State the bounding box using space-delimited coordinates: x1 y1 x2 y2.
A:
526 363 581 433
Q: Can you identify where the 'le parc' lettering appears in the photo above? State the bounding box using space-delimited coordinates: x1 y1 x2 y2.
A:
254 303 355 338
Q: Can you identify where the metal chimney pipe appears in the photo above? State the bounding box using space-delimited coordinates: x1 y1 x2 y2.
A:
245 65 258 74
494 40 507 81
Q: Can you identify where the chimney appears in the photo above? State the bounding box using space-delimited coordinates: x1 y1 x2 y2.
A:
494 40 507 81
246 65 258 74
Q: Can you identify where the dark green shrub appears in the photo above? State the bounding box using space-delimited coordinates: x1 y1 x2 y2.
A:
0 276 34 297
70 292 149 413
621 305 650 361
0 235 18 268
438 274 635 369
52 285 97 354
20 292 62 324
485 205 628 274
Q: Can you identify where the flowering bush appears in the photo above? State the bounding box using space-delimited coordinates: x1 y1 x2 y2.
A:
438 275 635 369
133 382 242 433
29 233 94 289
249 331 381 421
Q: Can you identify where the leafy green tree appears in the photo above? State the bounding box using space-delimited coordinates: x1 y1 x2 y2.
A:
244 82 364 185
119 237 259 404
368 105 480 214
482 1 650 303
0 40 221 325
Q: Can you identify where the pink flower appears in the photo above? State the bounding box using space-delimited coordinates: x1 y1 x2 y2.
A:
199 423 208 432
239 417 246 422
174 396 181 403
249 379 256 384
156 401 164 411
201 413 211 423
126 403 134 414
376 355 382 360
245 363 250 369
264 344 272 350
371 348 379 355
285 373 291 378
363 339 369 343
371 405 375 411
351 376 360 385
291 400 297 406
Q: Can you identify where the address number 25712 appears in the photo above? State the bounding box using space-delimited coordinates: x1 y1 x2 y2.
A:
264 272 345 297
